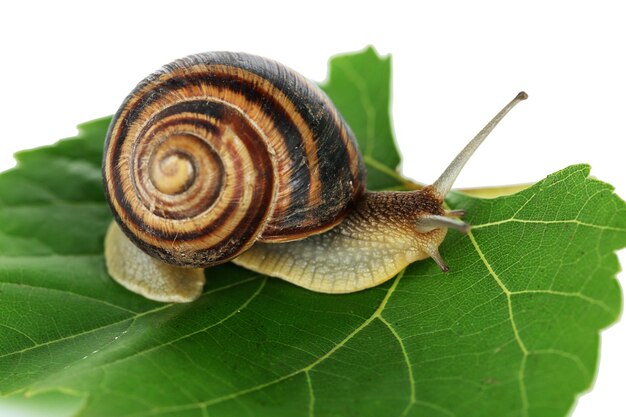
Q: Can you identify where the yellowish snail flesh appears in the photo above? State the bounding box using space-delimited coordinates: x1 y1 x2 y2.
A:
102 52 526 302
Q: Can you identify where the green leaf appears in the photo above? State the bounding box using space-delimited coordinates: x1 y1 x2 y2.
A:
321 46 407 191
0 49 624 417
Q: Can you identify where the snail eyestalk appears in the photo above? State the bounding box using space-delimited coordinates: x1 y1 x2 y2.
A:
416 214 471 234
432 91 528 199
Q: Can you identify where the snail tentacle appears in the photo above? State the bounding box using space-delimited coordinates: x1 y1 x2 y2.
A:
432 91 527 199
415 214 470 234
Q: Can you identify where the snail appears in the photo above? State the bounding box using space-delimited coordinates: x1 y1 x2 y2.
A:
102 51 527 302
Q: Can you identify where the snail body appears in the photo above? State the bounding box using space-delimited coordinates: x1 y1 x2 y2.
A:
103 52 526 302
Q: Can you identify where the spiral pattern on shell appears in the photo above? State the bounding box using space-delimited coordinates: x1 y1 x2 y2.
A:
103 52 366 267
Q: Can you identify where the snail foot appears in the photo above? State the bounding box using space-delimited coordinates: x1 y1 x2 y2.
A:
104 222 205 303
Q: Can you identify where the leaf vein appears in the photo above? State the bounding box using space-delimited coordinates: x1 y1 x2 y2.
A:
472 218 626 232
92 278 267 372
0 323 37 346
305 370 315 417
0 276 260 360
468 231 529 417
511 289 614 315
378 316 416 417
530 349 590 379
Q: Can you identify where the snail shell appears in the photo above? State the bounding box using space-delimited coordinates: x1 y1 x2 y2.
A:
103 52 366 267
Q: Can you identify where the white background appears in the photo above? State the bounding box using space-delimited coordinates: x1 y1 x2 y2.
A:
0 1 624 416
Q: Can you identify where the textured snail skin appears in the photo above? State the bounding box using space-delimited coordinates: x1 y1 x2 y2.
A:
234 189 448 293
103 52 365 268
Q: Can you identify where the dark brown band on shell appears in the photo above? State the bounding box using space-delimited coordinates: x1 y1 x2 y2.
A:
103 52 366 267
